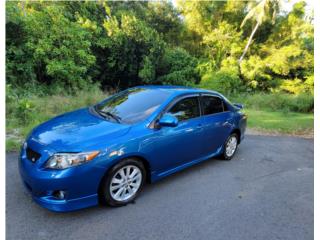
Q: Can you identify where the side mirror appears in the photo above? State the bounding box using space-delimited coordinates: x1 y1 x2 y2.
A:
233 103 244 109
158 114 178 127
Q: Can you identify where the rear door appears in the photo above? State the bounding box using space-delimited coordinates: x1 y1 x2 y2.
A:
200 94 234 156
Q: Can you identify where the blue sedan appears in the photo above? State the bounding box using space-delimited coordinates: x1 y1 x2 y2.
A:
19 86 247 212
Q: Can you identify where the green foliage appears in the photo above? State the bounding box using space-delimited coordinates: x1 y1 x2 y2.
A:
5 1 314 99
6 139 22 152
230 93 314 113
199 57 243 94
6 2 96 92
202 21 243 67
101 13 165 87
304 75 314 94
238 1 314 92
139 56 156 83
5 1 315 150
6 84 106 150
240 55 272 90
199 70 242 95
6 84 36 125
145 2 184 46
279 78 305 94
157 47 200 86
6 3 37 85
7 88 314 151
179 0 313 94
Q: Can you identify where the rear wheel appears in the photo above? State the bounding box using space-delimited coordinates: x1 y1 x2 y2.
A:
222 133 238 160
99 159 146 207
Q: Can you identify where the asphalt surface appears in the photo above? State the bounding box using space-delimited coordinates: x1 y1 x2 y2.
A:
6 135 313 240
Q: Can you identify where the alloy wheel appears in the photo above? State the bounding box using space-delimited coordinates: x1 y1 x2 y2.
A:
109 165 142 202
225 136 238 157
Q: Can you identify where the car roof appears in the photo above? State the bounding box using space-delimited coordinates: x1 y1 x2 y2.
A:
133 85 221 97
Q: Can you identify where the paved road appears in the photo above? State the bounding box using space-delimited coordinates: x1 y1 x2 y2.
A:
6 135 313 240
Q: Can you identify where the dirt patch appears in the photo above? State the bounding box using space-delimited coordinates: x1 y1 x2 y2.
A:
246 128 314 139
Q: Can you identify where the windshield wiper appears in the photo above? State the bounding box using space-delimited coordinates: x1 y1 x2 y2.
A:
95 107 122 123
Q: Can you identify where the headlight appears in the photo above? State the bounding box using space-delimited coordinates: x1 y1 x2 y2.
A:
45 151 100 169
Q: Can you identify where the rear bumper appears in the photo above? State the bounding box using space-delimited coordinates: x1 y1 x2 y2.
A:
239 114 247 142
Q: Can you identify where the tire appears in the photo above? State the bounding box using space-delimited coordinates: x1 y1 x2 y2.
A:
222 133 239 160
99 158 146 207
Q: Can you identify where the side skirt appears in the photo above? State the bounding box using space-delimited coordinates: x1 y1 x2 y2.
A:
150 146 224 183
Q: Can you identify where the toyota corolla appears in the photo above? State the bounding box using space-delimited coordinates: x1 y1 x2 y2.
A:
19 86 247 212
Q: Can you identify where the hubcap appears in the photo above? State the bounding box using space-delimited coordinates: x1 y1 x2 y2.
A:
110 165 142 202
226 136 237 157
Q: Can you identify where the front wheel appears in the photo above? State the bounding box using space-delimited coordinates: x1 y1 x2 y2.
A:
222 133 238 160
99 159 146 207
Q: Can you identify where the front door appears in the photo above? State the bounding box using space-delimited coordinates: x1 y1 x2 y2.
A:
151 96 205 173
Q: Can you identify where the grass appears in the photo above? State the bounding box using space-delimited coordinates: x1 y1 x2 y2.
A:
6 88 108 151
228 92 314 113
244 109 313 135
6 90 314 151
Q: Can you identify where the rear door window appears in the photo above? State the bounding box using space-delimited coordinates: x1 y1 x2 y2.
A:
202 96 225 115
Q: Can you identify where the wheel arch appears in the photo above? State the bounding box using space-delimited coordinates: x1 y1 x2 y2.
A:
97 154 152 204
124 155 152 183
99 154 152 188
230 128 241 143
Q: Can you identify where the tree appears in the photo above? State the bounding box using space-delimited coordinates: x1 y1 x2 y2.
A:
157 47 200 86
145 2 183 46
238 0 280 63
6 2 96 92
5 0 314 95
240 1 313 92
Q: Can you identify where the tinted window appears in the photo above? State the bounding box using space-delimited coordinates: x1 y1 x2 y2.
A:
202 96 224 115
168 97 200 121
95 88 170 124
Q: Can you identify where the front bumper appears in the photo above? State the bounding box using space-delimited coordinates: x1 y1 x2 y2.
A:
19 139 107 212
31 192 98 212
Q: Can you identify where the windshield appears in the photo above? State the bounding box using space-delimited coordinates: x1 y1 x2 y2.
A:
95 88 171 124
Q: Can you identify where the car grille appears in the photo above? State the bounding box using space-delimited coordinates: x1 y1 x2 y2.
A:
26 147 41 163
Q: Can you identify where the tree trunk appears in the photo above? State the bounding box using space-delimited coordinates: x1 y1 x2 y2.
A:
238 21 260 63
21 2 27 17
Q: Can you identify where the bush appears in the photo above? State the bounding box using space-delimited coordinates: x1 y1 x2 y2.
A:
279 76 314 95
6 3 96 92
6 84 107 140
198 69 243 95
230 93 314 113
157 47 200 86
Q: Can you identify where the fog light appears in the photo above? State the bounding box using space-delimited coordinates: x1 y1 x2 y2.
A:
53 190 66 200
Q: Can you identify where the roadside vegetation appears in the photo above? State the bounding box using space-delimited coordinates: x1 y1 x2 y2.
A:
6 1 314 151
6 86 314 151
244 109 313 135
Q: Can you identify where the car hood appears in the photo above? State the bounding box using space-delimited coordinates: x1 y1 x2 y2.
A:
30 108 131 151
